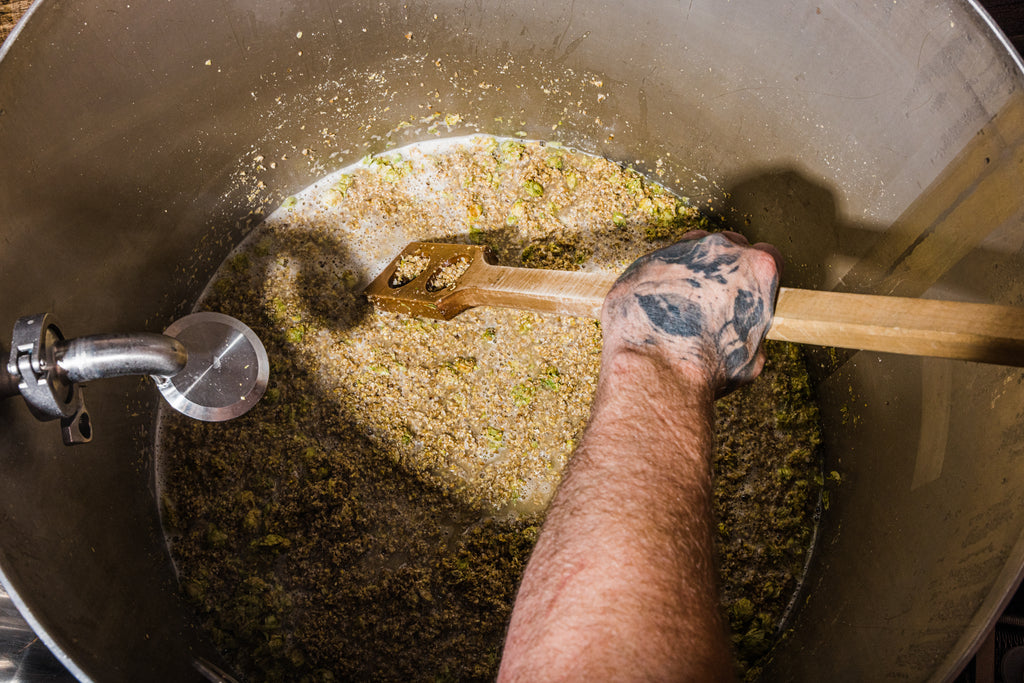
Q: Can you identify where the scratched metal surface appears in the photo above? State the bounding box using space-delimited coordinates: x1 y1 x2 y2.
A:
1 4 91 679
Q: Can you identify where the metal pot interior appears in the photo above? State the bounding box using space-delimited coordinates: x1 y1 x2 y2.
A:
1 0 1023 680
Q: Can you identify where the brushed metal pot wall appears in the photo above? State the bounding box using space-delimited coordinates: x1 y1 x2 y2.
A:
1 0 1023 680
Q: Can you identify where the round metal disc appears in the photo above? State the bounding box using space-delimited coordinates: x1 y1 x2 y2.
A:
157 312 269 421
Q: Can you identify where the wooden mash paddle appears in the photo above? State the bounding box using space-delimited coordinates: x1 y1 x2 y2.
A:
363 241 1024 367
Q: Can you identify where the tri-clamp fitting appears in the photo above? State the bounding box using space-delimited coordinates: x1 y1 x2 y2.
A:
1 312 269 446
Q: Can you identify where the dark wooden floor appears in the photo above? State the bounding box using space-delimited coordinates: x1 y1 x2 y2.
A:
0 1 31 43
980 0 1024 55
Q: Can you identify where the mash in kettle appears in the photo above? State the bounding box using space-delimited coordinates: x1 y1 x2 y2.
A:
157 137 824 681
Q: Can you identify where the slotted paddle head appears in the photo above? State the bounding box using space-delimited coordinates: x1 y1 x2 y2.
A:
362 242 498 319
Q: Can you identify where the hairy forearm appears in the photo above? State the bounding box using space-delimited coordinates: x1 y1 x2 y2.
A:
500 233 779 681
499 350 734 682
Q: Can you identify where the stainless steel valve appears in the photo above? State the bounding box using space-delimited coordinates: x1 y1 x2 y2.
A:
1 312 268 445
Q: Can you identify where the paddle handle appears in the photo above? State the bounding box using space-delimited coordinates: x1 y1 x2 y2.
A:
768 288 1024 366
363 242 1024 366
462 270 1024 366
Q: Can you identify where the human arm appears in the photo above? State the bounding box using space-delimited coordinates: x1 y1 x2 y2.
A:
498 231 781 682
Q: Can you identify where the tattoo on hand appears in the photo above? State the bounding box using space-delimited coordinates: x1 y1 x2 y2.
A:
603 232 781 391
636 294 704 339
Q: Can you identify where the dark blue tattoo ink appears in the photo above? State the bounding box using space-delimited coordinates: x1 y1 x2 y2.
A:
653 240 740 285
726 347 750 372
652 238 702 263
731 289 764 342
635 293 705 338
618 257 645 282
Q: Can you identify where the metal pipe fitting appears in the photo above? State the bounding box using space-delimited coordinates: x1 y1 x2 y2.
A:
0 343 19 401
3 312 267 445
54 334 187 383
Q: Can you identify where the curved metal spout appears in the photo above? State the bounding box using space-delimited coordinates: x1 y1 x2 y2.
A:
54 334 187 383
4 312 267 445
